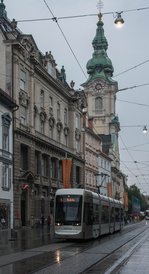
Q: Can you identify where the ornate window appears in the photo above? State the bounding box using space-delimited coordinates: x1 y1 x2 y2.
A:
20 105 27 125
42 154 49 177
75 114 80 129
3 126 9 151
20 68 27 91
40 90 44 108
57 102 60 121
95 97 103 114
21 144 28 170
2 113 12 152
64 108 68 125
35 151 41 175
49 96 53 116
2 165 11 190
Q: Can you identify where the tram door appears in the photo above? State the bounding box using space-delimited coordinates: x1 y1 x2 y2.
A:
21 191 26 226
83 196 93 239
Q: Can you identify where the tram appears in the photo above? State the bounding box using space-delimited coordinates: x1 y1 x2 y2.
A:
54 188 124 240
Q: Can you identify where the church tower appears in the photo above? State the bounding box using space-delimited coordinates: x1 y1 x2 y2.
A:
82 13 121 190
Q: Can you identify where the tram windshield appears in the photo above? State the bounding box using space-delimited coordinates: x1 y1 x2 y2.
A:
55 195 82 225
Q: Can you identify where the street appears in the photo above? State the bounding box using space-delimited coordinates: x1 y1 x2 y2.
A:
0 221 149 273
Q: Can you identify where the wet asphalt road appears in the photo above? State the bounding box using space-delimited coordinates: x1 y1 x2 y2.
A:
0 222 149 274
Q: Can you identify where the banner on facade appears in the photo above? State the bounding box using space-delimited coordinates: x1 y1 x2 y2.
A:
124 192 128 210
132 196 140 215
107 182 112 197
62 159 72 188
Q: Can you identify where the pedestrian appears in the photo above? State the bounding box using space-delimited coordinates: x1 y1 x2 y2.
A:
41 215 45 229
1 217 6 229
47 215 51 231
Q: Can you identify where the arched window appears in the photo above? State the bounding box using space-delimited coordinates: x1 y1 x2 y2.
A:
95 97 103 114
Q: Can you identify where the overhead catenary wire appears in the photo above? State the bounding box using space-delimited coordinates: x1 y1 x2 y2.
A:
16 6 149 23
43 0 87 79
120 135 148 192
12 4 149 82
117 99 149 107
114 59 149 78
118 82 149 91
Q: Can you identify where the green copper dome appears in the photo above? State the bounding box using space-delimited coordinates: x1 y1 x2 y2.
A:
83 14 114 85
92 19 108 51
0 0 7 19
87 49 113 74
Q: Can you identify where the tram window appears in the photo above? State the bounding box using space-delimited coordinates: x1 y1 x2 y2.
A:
115 208 120 222
110 207 115 222
93 204 99 224
84 202 93 225
55 195 82 225
101 205 109 224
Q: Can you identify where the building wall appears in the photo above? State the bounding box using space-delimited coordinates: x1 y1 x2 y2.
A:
6 35 84 228
0 31 6 91
84 129 101 192
97 154 111 196
0 102 13 229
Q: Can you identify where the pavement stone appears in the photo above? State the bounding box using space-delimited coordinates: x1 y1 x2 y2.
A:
118 236 149 274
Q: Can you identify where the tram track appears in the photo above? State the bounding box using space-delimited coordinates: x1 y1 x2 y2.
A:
0 222 148 274
34 222 149 274
81 223 149 274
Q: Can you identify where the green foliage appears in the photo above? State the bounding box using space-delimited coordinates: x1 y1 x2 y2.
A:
126 184 148 214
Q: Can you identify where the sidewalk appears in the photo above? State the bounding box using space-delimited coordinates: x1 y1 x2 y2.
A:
0 225 55 256
105 222 149 274
117 234 149 274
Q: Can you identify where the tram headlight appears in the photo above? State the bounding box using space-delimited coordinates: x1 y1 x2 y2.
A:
74 223 81 226
55 222 62 226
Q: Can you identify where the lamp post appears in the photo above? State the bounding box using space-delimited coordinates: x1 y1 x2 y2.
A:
95 172 110 194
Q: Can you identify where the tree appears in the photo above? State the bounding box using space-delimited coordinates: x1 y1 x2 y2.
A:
126 184 148 215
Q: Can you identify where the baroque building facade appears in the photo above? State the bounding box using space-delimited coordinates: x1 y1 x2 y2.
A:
0 88 17 229
0 1 86 228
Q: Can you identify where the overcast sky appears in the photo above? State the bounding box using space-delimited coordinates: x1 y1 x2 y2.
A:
5 0 149 195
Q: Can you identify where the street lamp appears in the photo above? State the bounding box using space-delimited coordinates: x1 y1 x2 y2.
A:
143 125 147 134
114 12 124 28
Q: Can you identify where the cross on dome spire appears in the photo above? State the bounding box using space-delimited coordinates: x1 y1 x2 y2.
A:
97 0 103 16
